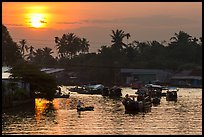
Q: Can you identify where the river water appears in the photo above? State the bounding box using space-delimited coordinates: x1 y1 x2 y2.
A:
2 87 202 135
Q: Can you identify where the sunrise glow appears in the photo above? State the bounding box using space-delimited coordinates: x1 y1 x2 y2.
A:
29 13 46 28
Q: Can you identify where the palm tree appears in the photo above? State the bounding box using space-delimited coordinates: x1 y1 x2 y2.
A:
110 29 129 50
98 45 109 54
125 33 131 45
33 48 44 65
170 31 192 47
80 38 90 54
43 47 54 57
26 46 35 62
42 47 55 66
55 33 82 59
19 39 29 56
2 24 22 66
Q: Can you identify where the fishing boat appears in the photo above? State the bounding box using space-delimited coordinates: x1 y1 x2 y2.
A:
77 84 104 94
77 106 94 111
166 87 178 101
102 86 122 98
151 97 161 105
122 95 151 113
69 86 86 92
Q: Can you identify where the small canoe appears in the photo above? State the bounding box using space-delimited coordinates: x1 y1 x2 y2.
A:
77 106 94 111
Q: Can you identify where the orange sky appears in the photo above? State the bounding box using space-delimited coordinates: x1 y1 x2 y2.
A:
2 2 202 55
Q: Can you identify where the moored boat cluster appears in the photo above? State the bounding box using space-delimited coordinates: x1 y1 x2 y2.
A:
68 83 178 113
122 84 178 113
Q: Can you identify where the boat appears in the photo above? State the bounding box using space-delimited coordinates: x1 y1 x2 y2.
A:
166 87 178 101
144 84 163 97
54 90 70 98
101 87 109 96
102 86 122 98
109 86 122 97
122 95 151 113
77 84 104 94
151 97 161 105
77 106 94 111
130 81 143 89
54 94 70 98
69 86 86 92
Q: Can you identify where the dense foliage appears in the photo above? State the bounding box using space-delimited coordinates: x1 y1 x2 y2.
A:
2 24 202 85
2 25 23 66
9 63 58 101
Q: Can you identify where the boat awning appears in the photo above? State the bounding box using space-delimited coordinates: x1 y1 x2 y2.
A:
40 68 64 74
145 84 163 88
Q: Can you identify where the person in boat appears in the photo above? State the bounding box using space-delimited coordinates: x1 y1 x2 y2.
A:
123 94 133 103
77 100 84 109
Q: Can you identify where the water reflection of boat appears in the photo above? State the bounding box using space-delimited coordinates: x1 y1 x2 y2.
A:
77 106 94 111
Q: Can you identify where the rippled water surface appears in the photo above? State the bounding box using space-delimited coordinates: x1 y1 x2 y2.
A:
2 87 202 135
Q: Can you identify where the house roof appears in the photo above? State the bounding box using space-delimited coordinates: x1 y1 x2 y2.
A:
173 69 202 79
2 66 12 79
171 76 202 80
120 68 164 74
40 68 64 74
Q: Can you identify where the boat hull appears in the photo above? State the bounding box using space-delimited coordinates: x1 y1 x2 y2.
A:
77 106 94 111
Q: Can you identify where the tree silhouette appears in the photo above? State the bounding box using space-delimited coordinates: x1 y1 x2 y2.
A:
169 31 192 47
55 33 88 59
32 47 56 67
2 24 22 66
10 63 57 101
125 33 131 45
80 38 90 54
26 46 35 62
19 39 29 56
110 29 129 50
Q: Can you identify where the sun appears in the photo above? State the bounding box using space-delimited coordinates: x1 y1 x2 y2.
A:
29 13 46 28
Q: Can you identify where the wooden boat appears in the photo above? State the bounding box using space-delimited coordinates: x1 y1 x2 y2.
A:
130 81 143 89
77 84 104 95
54 94 70 98
77 106 94 111
151 97 161 105
101 87 109 96
109 86 122 97
69 86 85 92
102 86 122 98
166 87 178 101
54 91 70 98
122 95 151 113
145 84 163 98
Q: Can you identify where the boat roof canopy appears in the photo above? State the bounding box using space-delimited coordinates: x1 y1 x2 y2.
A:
145 84 163 88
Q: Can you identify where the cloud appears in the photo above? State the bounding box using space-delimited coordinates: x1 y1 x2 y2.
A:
4 23 25 27
81 15 200 27
56 21 81 25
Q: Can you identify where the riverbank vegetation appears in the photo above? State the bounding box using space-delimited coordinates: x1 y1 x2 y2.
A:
2 24 202 86
10 63 57 101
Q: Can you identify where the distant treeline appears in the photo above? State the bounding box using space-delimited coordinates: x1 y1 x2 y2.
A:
2 24 202 84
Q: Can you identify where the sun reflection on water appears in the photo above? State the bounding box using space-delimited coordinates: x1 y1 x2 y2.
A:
35 98 51 123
